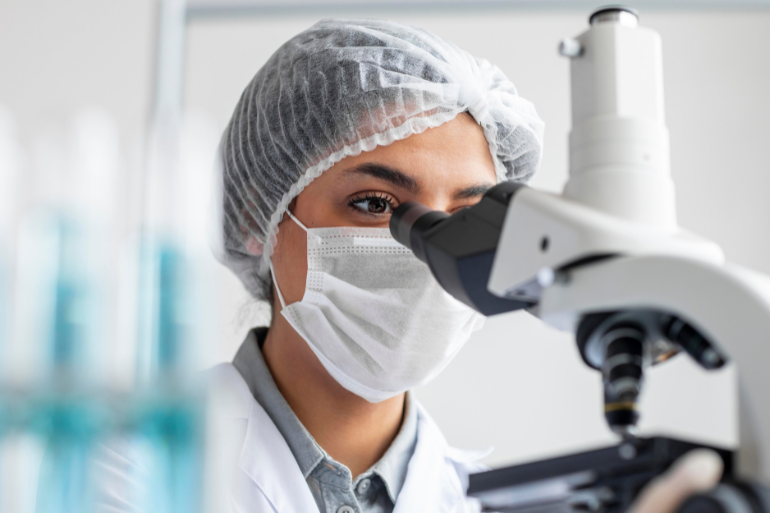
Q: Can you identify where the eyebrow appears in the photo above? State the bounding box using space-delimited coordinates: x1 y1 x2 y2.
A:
347 163 420 193
347 162 493 200
454 183 493 200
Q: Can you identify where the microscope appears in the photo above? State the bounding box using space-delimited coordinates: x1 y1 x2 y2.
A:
390 6 770 512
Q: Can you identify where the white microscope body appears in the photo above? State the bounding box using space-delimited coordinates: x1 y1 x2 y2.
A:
390 7 770 507
486 7 770 486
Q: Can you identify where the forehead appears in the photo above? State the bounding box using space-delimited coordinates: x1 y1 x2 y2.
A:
329 113 497 186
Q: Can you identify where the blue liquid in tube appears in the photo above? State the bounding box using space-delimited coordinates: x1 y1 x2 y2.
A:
26 212 103 513
135 239 204 513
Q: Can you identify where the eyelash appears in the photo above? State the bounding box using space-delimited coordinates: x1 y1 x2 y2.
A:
348 192 397 215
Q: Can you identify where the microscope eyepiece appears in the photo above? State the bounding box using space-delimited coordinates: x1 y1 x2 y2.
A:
387 182 532 316
390 202 449 263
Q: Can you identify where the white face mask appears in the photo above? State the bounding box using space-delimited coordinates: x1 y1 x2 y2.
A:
271 210 486 403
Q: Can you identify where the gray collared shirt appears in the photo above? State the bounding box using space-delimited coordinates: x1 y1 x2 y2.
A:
233 328 418 513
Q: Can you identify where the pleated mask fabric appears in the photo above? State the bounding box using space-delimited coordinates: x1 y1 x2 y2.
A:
273 213 485 402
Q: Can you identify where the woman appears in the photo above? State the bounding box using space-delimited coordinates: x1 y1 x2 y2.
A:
207 18 721 513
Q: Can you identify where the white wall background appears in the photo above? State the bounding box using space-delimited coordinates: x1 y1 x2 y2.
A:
3 1 770 468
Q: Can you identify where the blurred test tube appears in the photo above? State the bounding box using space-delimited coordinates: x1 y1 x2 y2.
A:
0 107 24 513
0 106 21 381
11 109 120 513
128 102 211 511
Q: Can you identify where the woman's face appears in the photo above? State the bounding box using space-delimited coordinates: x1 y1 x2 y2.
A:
271 112 497 307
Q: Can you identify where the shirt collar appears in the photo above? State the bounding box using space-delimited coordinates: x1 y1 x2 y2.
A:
367 390 418 502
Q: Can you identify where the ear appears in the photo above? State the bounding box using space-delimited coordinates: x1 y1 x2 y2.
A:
240 207 264 256
244 235 264 256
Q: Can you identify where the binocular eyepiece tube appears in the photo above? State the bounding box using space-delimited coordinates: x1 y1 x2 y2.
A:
388 182 532 317
390 202 448 263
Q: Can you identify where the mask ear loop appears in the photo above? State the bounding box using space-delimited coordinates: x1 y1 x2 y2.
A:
269 208 306 310
269 260 287 310
285 208 324 245
285 208 308 232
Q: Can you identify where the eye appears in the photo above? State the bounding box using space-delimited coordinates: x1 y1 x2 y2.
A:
348 192 396 215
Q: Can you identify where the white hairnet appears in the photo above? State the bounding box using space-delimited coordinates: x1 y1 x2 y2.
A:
212 18 544 300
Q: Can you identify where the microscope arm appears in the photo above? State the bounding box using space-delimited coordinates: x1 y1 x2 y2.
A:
537 254 770 484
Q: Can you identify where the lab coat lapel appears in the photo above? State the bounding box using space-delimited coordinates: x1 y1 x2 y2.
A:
394 403 475 513
213 362 482 512
234 400 320 513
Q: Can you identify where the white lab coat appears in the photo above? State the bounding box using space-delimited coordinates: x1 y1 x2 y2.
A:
208 363 490 513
